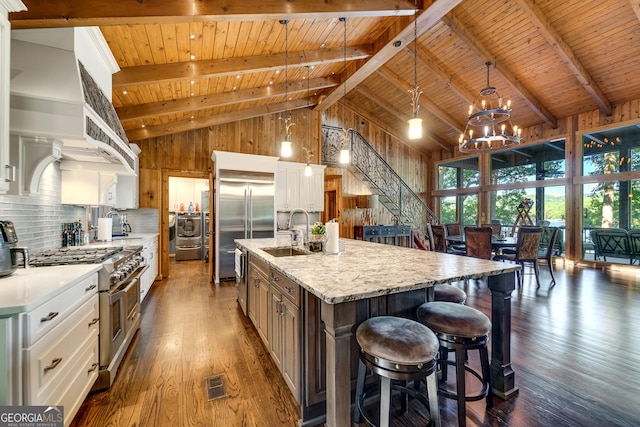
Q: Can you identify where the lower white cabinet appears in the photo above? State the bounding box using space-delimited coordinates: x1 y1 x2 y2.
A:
21 272 99 427
140 236 159 302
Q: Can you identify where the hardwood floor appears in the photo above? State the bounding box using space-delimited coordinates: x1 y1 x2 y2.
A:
71 259 640 427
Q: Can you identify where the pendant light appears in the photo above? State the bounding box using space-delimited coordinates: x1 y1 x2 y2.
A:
279 20 294 157
407 0 423 140
339 17 350 164
304 66 313 177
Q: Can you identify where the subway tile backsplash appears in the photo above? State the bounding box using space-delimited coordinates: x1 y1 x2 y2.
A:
0 162 158 252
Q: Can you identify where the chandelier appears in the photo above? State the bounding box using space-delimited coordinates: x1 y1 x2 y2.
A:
458 61 522 153
407 0 422 140
279 19 294 157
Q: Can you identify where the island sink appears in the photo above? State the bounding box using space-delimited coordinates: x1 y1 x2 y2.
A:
262 247 309 257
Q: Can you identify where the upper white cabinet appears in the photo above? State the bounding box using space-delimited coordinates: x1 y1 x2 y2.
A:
168 177 208 211
276 162 325 212
60 170 119 206
0 1 26 194
115 174 138 209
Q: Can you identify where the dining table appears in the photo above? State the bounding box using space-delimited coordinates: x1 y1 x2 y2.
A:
447 234 518 251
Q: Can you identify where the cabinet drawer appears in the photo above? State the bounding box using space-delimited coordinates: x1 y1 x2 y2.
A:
396 225 411 236
270 269 300 306
23 272 98 346
380 226 397 236
250 254 269 278
24 294 99 404
362 226 380 237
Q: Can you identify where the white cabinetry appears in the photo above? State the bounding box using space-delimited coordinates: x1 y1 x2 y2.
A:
140 235 158 302
22 272 99 427
168 177 209 211
0 2 25 194
61 170 118 206
276 162 325 212
115 174 139 209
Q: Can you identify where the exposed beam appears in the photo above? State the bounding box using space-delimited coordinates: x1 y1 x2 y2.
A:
514 0 612 115
315 0 464 112
9 0 418 27
377 66 465 134
441 13 558 129
409 46 475 106
113 46 371 88
117 77 337 122
126 98 313 141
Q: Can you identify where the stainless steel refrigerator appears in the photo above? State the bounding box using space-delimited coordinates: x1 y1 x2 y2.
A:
215 170 275 282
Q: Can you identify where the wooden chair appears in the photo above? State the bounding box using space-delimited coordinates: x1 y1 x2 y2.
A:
444 223 461 236
537 227 560 287
427 224 448 253
464 227 493 260
494 226 543 287
481 223 501 236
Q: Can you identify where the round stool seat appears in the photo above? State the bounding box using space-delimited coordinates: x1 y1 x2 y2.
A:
433 284 467 304
356 316 439 365
417 302 491 338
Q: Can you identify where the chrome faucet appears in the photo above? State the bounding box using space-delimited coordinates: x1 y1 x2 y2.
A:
287 208 310 248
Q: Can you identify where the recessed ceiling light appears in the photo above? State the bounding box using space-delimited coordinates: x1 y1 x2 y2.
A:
275 70 280 74
122 90 128 95
141 124 145 128
190 34 196 40
190 54 196 60
190 115 194 119
311 65 315 69
190 80 195 85
320 43 326 48
233 87 237 90
190 92 194 96
236 75 240 79
269 81 273 85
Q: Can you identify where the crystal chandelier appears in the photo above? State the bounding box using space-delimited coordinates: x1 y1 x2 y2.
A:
339 17 350 164
279 20 294 157
458 62 522 153
407 0 422 140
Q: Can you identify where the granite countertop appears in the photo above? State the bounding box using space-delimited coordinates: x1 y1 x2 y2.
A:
235 238 520 304
0 264 102 316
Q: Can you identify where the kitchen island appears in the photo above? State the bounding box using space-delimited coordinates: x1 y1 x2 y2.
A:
236 238 520 427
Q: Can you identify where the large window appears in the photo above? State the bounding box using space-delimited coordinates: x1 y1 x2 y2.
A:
438 157 479 190
437 157 479 225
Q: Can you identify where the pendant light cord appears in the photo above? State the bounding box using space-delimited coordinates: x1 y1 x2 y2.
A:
341 17 347 133
413 0 418 117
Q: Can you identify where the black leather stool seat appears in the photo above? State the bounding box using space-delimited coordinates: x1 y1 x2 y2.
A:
354 316 441 427
433 284 467 304
417 301 491 338
356 316 440 366
416 302 492 427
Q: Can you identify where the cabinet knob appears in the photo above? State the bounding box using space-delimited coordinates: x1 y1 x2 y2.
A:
285 286 293 294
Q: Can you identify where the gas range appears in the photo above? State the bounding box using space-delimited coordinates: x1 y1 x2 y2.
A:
29 247 124 267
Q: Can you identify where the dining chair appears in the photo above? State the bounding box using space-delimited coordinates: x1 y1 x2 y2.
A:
427 224 448 253
537 227 559 287
464 227 493 260
494 226 543 287
481 223 501 236
444 223 462 237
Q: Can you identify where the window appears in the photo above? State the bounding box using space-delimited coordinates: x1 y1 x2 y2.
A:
438 157 479 190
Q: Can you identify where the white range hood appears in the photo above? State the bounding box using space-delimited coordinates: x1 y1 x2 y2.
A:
9 27 137 176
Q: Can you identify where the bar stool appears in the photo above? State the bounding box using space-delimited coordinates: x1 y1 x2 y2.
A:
416 302 492 427
433 284 467 304
354 316 441 427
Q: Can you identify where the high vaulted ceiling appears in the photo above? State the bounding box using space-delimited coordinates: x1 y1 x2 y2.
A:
10 0 640 155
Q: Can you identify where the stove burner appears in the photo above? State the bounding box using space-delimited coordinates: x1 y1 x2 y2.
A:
29 247 124 267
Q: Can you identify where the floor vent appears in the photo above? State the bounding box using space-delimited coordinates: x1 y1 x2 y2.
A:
205 374 228 401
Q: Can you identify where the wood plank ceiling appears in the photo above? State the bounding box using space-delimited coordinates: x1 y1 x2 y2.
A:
10 0 640 154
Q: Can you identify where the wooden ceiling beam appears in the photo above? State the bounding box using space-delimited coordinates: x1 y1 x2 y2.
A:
408 46 475 106
514 0 612 115
9 0 419 28
117 77 337 122
314 0 464 113
126 98 313 141
441 13 558 129
377 67 466 135
113 46 370 88
632 0 640 22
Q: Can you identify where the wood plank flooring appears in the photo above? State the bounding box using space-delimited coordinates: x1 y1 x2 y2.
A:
71 259 640 427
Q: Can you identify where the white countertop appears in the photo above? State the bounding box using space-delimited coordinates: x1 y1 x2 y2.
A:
85 233 158 248
236 238 520 304
0 264 102 316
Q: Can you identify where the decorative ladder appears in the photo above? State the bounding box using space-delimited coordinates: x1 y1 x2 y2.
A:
321 125 439 244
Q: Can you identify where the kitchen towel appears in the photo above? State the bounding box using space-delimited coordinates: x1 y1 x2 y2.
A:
235 248 242 278
325 222 339 254
98 218 113 241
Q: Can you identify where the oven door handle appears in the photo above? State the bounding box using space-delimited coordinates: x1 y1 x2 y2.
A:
131 264 149 281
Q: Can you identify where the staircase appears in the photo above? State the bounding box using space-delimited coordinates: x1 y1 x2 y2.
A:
321 125 439 240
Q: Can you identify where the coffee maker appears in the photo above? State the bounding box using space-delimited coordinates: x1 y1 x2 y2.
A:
0 220 29 276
